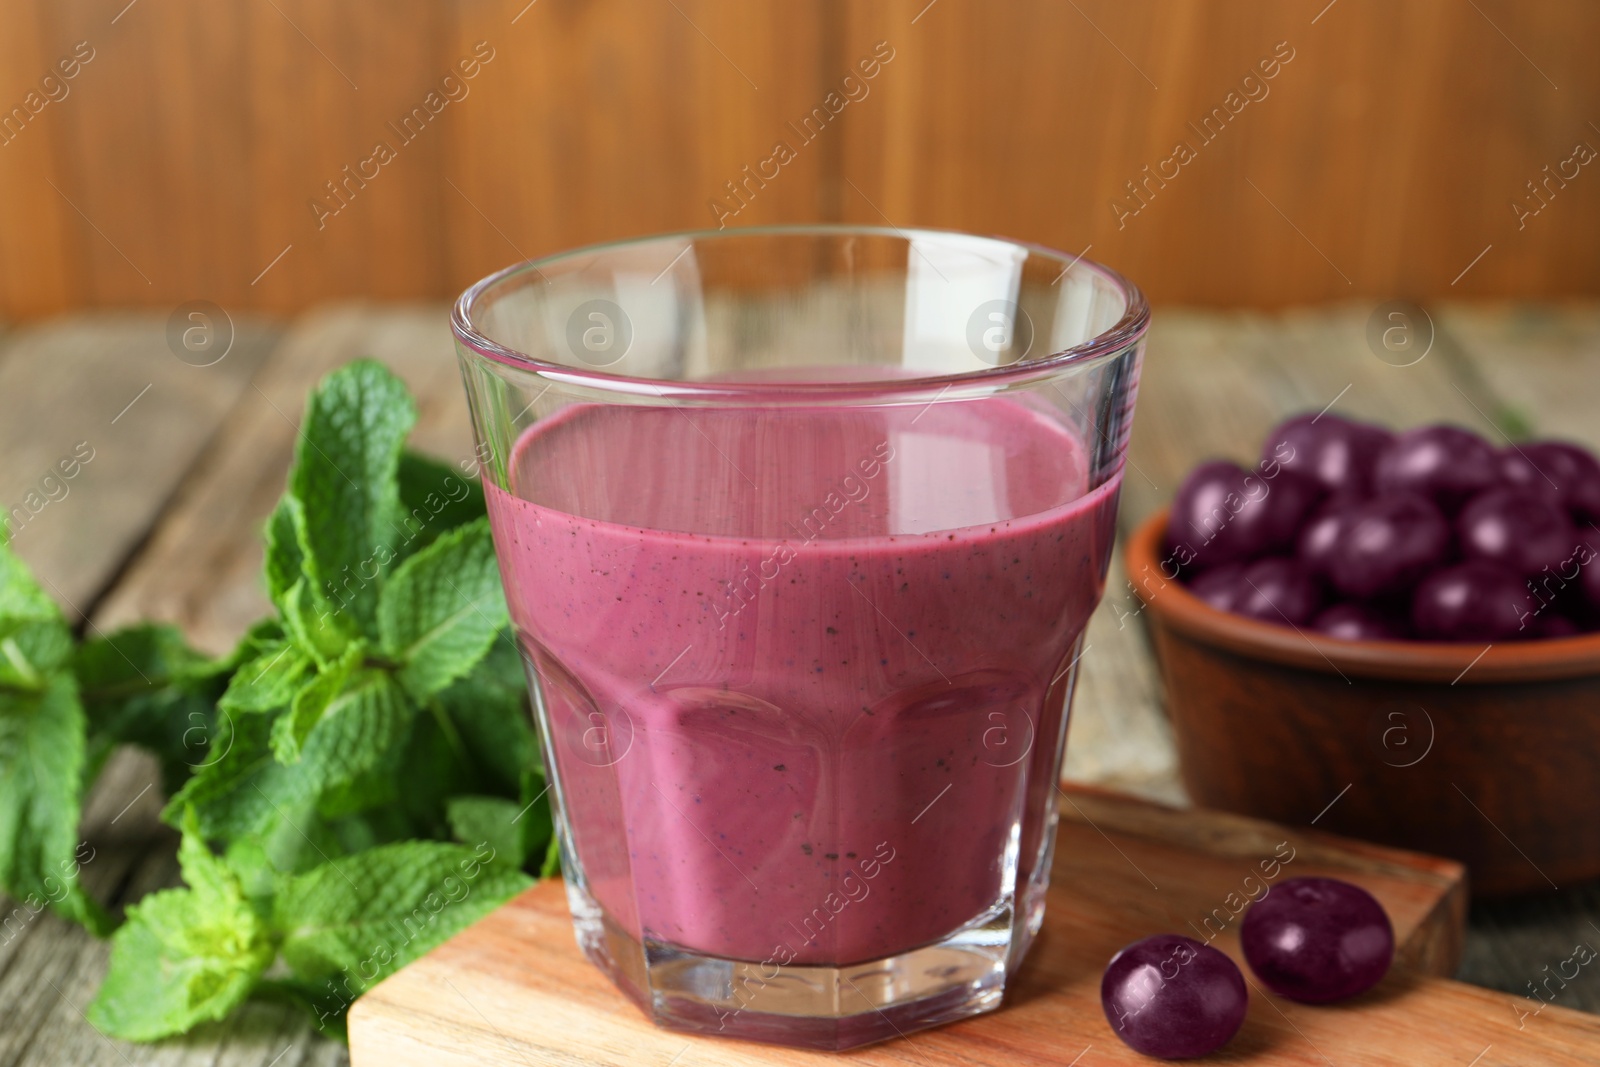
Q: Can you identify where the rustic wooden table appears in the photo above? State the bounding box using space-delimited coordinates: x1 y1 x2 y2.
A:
2 301 1596 1065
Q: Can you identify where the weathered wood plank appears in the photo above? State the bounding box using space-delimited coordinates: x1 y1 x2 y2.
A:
92 304 471 655
1436 303 1600 450
1460 885 1600 1019
0 313 278 622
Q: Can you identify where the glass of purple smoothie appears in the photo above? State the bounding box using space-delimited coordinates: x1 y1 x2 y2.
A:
452 227 1146 1050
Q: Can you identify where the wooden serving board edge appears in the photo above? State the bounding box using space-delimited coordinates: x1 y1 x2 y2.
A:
1055 784 1469 976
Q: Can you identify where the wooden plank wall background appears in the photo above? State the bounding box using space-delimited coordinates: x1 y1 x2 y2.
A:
0 0 1595 318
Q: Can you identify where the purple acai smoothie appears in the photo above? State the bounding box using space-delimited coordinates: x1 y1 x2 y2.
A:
485 395 1121 966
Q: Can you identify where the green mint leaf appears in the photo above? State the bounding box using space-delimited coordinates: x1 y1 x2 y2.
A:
212 618 289 677
252 976 348 1039
517 770 556 878
392 705 475 839
301 670 418 822
222 835 277 911
288 360 416 635
378 519 507 702
446 768 557 879
0 621 74 692
445 795 533 870
75 624 216 797
87 811 273 1041
270 643 363 763
89 890 260 1039
396 450 486 553
219 639 313 715
180 733 389 875
0 674 109 934
539 831 561 879
173 807 252 903
172 669 416 842
166 710 313 842
296 668 414 801
275 841 531 1027
391 636 536 841
313 746 409 822
74 624 208 701
173 711 344 875
280 578 355 668
264 495 307 604
435 634 538 797
0 534 59 634
0 537 72 692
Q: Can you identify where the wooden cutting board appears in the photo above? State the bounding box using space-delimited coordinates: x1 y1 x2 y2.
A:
348 786 1600 1065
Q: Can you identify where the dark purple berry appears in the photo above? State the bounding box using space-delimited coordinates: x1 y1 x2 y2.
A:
1412 560 1534 642
1234 557 1324 627
1373 425 1499 513
1101 934 1248 1059
1261 413 1392 497
1326 493 1450 599
1499 441 1600 524
1458 486 1580 578
1167 461 1322 570
1296 500 1355 576
1582 554 1600 614
1190 563 1247 613
1311 602 1408 641
1241 877 1393 1003
1530 613 1580 639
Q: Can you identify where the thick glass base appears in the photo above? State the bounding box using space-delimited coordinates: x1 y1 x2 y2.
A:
563 875 1026 1050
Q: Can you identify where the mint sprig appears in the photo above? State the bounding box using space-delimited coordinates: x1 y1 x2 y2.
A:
286 359 416 635
379 520 508 702
0 359 552 1043
0 534 109 935
87 810 275 1040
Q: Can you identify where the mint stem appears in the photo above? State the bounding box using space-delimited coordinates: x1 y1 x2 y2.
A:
427 697 472 775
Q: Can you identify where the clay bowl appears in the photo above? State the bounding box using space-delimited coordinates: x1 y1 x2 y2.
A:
1125 508 1600 897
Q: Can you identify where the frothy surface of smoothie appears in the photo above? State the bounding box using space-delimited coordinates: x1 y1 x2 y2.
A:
485 396 1121 966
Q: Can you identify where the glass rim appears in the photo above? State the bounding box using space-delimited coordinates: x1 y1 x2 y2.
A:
451 223 1150 401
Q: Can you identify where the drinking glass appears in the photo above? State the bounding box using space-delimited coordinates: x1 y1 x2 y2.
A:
452 226 1146 1049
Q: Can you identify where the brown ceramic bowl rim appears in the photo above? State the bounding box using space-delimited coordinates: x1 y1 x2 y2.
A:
1125 509 1600 684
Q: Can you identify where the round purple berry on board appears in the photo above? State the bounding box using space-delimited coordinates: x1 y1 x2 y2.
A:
1241 877 1394 1003
1101 933 1248 1059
